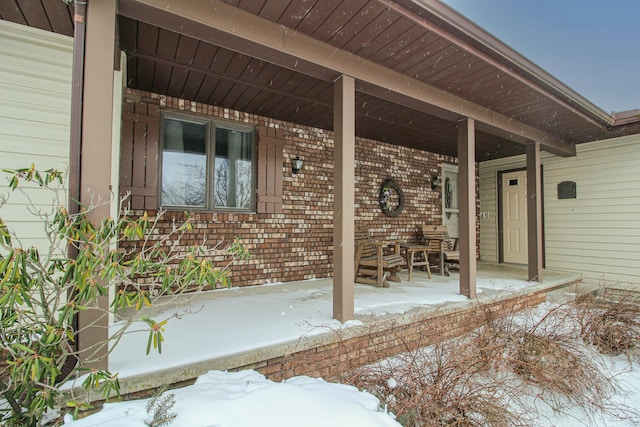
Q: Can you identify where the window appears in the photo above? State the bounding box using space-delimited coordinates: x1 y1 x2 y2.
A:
160 113 256 211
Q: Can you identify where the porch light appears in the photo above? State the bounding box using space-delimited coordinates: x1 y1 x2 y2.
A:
431 175 442 189
292 156 304 174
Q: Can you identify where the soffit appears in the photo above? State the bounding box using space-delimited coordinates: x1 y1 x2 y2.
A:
118 16 523 160
4 0 639 161
218 0 640 141
217 0 611 142
0 0 73 36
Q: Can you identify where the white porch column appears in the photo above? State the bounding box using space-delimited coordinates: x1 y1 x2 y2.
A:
333 75 356 322
78 0 117 370
457 118 477 298
526 142 544 281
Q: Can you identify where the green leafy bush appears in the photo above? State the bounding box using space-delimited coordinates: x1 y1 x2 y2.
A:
0 165 248 426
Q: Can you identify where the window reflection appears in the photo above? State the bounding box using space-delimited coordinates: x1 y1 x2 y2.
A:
160 115 255 211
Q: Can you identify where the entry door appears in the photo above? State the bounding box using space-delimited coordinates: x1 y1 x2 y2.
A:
502 170 527 264
442 164 459 238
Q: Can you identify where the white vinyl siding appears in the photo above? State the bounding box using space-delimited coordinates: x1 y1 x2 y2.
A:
0 20 73 252
479 134 640 284
478 155 526 262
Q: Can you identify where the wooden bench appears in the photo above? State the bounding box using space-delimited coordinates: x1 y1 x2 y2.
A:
421 224 459 276
355 227 404 287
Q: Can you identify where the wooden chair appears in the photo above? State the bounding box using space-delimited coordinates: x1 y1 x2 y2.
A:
421 225 459 276
354 226 404 287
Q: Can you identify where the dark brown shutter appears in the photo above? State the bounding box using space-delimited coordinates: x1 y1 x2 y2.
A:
256 133 283 213
119 101 159 211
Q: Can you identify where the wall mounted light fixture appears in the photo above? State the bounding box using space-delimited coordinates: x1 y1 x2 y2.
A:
430 175 442 189
292 156 303 174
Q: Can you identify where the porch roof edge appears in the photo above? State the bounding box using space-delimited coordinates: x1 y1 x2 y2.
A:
118 0 576 157
400 0 623 128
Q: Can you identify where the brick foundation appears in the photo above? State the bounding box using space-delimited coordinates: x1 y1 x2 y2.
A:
113 284 556 406
243 289 547 381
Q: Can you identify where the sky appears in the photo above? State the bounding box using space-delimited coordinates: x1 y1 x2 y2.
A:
440 0 640 114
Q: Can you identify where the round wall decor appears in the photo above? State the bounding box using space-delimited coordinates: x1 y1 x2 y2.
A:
379 178 405 217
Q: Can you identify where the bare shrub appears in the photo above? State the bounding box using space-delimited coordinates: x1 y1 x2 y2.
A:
466 308 512 372
575 291 640 360
339 320 526 427
507 330 609 403
338 302 640 426
478 304 621 421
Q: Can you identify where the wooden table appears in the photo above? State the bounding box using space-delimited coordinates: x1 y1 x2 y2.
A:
400 243 432 281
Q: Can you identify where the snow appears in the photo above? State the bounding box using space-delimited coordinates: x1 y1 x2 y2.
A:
104 269 535 378
61 277 640 427
62 358 640 426
63 370 401 427
530 357 640 426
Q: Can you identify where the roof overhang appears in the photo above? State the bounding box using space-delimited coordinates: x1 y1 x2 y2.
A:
119 0 576 157
4 0 640 160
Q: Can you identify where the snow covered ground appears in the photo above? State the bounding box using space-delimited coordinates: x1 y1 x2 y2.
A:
63 300 640 427
59 266 601 426
60 266 549 426
62 362 640 427
63 370 402 426
525 355 640 426
100 265 571 379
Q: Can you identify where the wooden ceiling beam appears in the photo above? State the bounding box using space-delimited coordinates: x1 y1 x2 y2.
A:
119 0 576 156
129 52 329 107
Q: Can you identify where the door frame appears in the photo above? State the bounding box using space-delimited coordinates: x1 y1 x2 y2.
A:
497 167 545 265
441 163 459 237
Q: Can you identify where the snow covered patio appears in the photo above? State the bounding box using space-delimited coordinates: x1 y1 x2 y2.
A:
67 263 584 398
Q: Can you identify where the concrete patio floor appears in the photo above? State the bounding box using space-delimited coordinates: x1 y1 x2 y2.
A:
69 263 584 396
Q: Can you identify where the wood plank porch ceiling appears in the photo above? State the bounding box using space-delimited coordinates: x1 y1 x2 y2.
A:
3 0 639 160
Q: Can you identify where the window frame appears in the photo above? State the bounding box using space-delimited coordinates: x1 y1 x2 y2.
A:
158 110 257 212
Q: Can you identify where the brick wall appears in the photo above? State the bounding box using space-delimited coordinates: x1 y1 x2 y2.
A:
355 138 456 242
120 89 480 287
245 289 548 381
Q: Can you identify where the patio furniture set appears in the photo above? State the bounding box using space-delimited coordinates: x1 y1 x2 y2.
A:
355 225 460 287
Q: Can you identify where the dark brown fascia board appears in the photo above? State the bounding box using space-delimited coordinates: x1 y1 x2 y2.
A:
398 0 627 128
118 0 576 157
612 109 640 126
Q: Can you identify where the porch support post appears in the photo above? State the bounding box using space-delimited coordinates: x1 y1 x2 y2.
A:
526 142 544 281
78 0 118 370
457 118 477 298
333 75 356 322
